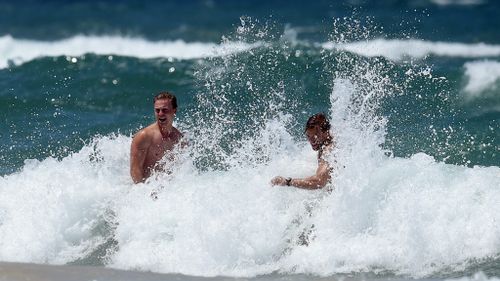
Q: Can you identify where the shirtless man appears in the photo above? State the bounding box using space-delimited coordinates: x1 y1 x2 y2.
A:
271 113 334 189
130 92 183 183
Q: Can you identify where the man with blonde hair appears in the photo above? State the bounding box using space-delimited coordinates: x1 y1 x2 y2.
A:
130 92 184 183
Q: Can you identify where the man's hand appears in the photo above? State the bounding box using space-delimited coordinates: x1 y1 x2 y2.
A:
271 176 288 186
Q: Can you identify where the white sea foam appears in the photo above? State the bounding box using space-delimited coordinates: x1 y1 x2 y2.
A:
0 35 256 68
4 35 500 69
462 60 500 100
1 78 499 278
0 134 131 264
322 39 500 61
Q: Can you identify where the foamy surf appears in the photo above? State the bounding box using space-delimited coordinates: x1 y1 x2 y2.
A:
322 39 500 61
5 35 500 70
1 137 499 277
462 60 500 99
0 35 257 68
1 78 499 278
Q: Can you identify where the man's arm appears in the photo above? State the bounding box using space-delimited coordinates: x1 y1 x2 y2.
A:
271 159 331 190
130 131 149 184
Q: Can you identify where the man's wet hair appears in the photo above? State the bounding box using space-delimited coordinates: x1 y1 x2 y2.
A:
153 91 177 109
306 113 330 132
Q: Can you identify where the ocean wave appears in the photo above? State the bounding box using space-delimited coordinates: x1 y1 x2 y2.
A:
1 122 499 277
462 60 500 99
1 79 499 278
0 35 256 68
322 39 500 61
4 35 499 70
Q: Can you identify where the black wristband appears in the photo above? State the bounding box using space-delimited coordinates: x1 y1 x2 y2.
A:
285 177 292 186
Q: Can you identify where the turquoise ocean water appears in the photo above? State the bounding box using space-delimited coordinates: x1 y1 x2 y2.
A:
0 1 499 280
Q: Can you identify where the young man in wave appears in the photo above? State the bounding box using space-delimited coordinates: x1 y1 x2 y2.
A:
271 113 334 189
130 92 184 183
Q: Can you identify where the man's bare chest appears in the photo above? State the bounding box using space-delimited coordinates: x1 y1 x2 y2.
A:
148 139 177 160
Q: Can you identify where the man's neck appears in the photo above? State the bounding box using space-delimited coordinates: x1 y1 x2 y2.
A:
158 122 174 137
318 136 333 157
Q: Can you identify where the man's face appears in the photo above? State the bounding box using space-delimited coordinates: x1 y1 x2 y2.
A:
154 99 176 125
306 126 325 151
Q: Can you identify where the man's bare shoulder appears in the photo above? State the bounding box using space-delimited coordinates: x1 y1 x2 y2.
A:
132 123 158 144
136 123 159 136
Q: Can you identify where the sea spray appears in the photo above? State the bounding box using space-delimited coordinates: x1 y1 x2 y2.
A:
185 17 316 171
0 134 129 264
